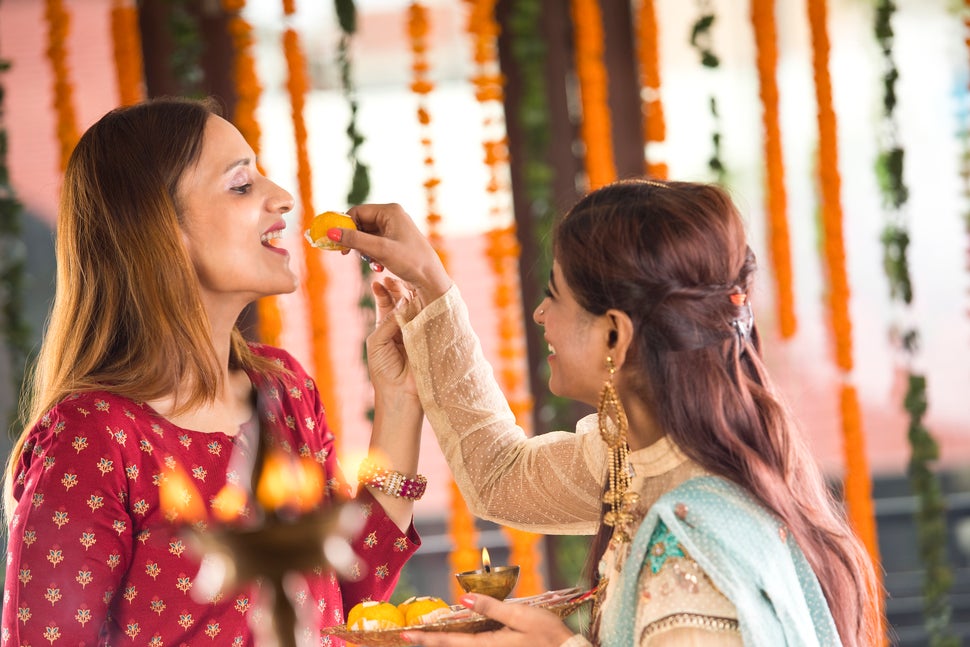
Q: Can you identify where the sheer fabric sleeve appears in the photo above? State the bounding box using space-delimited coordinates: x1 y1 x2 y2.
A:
401 286 606 534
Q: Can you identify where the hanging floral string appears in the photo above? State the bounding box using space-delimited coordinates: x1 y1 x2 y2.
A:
333 0 378 424
464 0 543 598
0 58 31 429
806 1 884 639
874 2 957 643
408 2 447 266
220 0 282 346
569 0 616 189
407 1 475 595
507 0 555 309
109 0 145 106
281 1 342 445
750 0 795 339
169 0 204 97
335 0 370 209
688 0 724 183
44 0 79 172
635 0 667 179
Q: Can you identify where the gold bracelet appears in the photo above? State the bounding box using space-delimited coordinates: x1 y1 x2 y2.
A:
357 458 427 501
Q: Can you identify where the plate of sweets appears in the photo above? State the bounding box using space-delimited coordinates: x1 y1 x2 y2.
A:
323 587 596 647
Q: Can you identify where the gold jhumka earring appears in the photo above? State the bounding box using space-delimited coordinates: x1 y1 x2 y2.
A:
598 355 639 543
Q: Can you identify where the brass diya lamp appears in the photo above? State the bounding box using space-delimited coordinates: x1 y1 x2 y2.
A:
455 547 520 601
161 408 358 647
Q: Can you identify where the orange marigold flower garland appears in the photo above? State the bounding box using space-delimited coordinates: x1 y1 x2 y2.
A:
569 0 616 189
751 0 795 338
807 1 884 638
635 0 667 179
281 3 341 446
44 0 79 172
408 1 475 593
464 0 542 598
109 0 145 107
222 0 281 346
408 2 447 267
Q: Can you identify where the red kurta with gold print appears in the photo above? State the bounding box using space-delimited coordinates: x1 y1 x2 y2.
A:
2 344 419 645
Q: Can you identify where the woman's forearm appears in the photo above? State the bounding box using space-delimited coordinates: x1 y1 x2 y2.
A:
365 389 424 532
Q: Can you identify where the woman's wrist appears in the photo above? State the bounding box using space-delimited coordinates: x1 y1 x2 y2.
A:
412 263 453 307
357 457 427 500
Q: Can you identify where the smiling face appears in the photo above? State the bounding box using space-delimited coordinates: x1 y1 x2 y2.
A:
533 260 614 406
176 115 297 318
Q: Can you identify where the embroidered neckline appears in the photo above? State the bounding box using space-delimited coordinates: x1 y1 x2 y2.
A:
628 435 688 478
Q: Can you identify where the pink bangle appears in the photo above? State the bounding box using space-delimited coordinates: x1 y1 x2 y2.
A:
357 458 427 501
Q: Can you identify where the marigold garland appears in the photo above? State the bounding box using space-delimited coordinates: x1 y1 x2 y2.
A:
464 0 542 598
806 0 884 639
109 0 145 107
408 1 475 594
408 2 448 267
750 0 795 339
44 0 79 172
281 5 341 447
635 0 667 179
569 0 616 189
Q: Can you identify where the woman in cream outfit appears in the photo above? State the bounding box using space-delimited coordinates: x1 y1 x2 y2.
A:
337 179 881 647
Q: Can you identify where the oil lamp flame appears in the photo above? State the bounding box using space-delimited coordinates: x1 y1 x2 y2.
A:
159 467 205 524
255 449 324 514
211 483 248 523
482 547 491 573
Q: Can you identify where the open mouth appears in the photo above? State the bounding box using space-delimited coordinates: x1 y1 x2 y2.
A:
261 229 284 247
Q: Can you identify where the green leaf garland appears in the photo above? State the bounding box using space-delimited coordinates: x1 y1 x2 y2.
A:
0 58 31 431
873 3 958 644
688 0 725 182
334 0 375 421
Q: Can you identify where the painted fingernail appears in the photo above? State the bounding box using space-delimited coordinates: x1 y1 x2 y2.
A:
369 262 384 273
327 228 343 242
459 594 475 608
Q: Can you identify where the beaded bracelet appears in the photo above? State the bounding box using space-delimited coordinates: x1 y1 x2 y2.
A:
357 458 428 501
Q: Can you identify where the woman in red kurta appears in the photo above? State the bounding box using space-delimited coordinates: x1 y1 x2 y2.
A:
2 98 424 645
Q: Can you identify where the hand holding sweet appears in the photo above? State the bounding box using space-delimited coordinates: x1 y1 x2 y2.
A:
401 594 576 647
337 203 453 308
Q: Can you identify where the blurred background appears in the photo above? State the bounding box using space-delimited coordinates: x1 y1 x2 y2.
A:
1 0 969 643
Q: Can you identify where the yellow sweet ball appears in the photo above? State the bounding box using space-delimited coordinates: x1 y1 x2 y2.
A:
404 596 451 626
396 596 417 618
346 600 405 631
304 211 356 251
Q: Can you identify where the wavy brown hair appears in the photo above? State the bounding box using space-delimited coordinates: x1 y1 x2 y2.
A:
4 98 280 518
565 179 881 646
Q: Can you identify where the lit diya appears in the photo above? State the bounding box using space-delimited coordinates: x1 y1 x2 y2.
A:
160 402 360 647
455 548 520 601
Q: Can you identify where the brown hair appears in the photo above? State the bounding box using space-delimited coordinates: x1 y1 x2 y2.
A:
4 98 280 517
562 179 880 646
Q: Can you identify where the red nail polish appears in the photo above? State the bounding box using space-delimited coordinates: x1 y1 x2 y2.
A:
459 594 475 608
327 228 342 242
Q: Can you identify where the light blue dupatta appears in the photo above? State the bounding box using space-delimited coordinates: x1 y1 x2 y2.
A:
600 476 841 646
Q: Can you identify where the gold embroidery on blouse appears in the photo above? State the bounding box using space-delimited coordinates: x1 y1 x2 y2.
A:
640 612 740 640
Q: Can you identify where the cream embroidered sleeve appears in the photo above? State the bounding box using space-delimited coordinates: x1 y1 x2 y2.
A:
401 286 607 534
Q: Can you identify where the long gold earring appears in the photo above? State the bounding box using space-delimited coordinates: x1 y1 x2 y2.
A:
598 356 638 543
